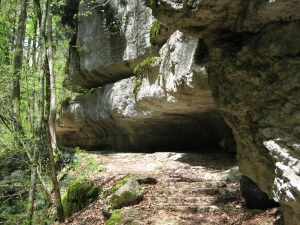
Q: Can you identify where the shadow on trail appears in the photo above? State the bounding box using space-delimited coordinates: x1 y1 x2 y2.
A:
87 145 238 171
175 151 237 169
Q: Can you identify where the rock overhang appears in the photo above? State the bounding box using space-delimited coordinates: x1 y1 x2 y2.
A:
143 0 300 223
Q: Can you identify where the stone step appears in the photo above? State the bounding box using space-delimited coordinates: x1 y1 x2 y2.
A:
155 187 239 196
151 204 220 213
150 216 182 225
202 195 239 205
154 195 238 205
185 196 227 205
157 181 227 188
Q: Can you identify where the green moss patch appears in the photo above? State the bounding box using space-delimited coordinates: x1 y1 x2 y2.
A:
150 20 161 45
105 209 123 225
133 57 156 77
133 78 143 99
110 175 132 193
104 178 146 214
62 178 101 218
109 191 138 208
133 57 157 97
107 178 147 210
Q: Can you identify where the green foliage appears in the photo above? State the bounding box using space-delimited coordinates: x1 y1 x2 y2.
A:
133 57 156 97
150 0 158 6
0 0 79 224
52 0 80 31
59 149 104 191
102 4 123 36
150 20 161 45
105 209 123 225
62 178 101 218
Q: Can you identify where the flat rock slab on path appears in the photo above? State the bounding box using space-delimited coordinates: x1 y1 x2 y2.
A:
61 152 283 225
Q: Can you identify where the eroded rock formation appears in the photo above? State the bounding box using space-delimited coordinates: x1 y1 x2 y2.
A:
58 29 232 151
66 0 154 90
143 0 300 223
58 0 300 223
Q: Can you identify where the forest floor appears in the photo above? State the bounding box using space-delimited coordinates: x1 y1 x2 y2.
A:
58 150 283 225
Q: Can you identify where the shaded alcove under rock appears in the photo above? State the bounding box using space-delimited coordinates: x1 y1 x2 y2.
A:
57 109 234 153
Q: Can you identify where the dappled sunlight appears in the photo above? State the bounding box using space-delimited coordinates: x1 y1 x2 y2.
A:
58 150 283 224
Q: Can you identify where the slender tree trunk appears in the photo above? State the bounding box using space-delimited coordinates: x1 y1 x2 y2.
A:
45 121 64 221
27 0 48 223
47 1 57 151
24 149 52 201
46 1 64 221
12 0 27 133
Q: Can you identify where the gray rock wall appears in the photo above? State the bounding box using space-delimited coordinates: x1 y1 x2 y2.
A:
144 0 300 224
66 0 154 90
58 31 232 151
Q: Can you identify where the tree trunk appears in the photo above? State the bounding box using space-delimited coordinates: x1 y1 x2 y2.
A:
12 0 27 133
47 2 57 151
27 0 48 223
45 121 64 221
46 0 64 221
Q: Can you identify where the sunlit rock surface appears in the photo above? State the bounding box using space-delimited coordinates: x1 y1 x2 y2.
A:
58 31 232 152
66 0 154 90
144 0 300 223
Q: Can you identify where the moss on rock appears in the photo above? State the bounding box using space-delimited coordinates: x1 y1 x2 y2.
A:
133 78 143 99
133 56 156 77
105 209 123 225
109 175 133 193
62 178 101 218
132 56 157 97
102 177 147 218
150 20 161 45
109 190 138 208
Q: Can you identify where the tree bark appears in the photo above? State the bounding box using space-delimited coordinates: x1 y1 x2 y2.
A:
27 0 48 223
46 0 64 221
45 120 64 221
12 0 27 133
47 1 57 151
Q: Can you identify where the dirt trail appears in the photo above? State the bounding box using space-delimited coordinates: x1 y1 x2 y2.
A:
61 151 283 225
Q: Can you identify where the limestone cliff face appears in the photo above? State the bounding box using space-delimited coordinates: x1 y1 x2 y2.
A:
59 0 300 223
58 30 232 151
143 0 300 224
66 0 154 90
